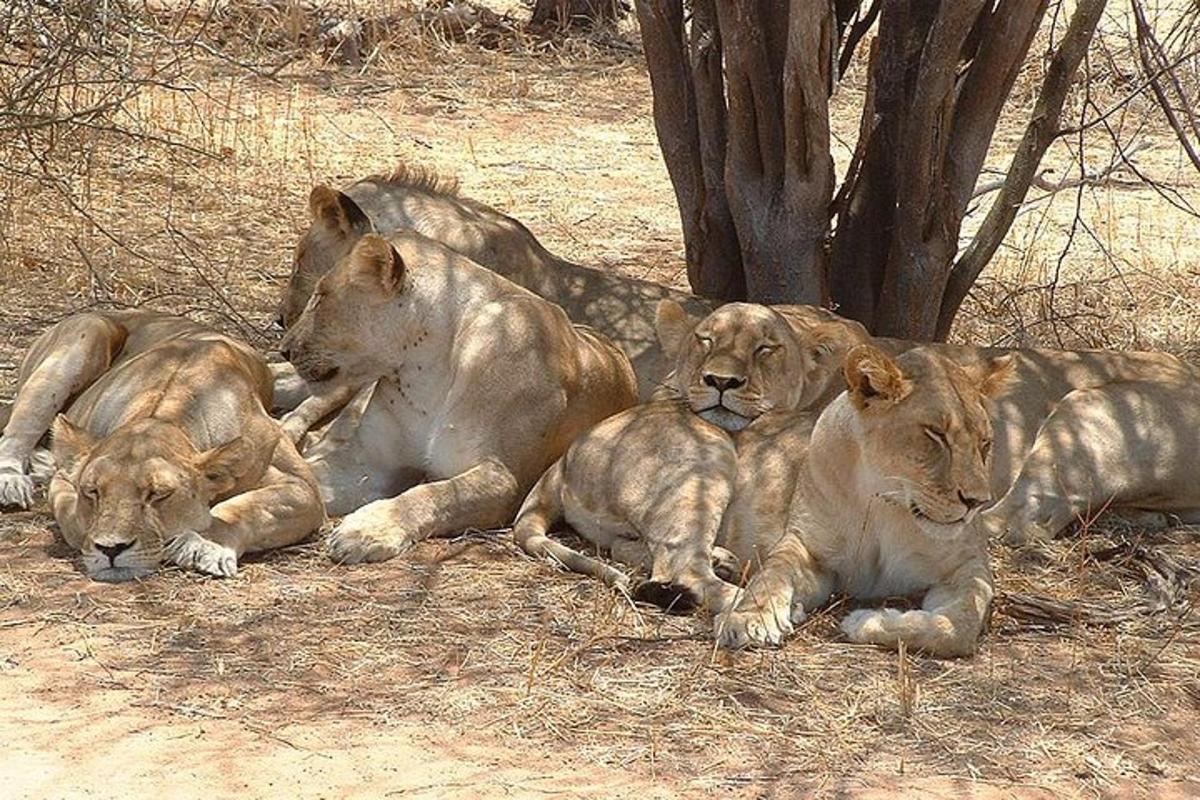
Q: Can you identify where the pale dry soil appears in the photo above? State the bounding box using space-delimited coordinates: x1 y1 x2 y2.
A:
2 8 1200 799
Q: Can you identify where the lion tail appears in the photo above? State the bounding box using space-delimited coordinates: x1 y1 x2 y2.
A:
512 459 630 592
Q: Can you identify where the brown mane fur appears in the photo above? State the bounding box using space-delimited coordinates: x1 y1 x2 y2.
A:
357 163 461 199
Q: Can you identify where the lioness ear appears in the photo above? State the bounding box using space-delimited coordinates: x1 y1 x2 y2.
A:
977 354 1017 399
655 300 701 360
349 234 406 294
51 415 96 468
808 322 855 365
309 185 371 238
844 345 911 410
196 437 250 497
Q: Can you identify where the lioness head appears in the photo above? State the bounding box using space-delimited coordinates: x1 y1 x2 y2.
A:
843 344 1014 527
280 234 410 386
655 300 859 431
53 417 248 582
277 185 372 329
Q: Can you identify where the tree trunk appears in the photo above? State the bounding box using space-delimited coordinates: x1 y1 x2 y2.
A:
639 0 1103 338
638 0 745 300
936 0 1107 339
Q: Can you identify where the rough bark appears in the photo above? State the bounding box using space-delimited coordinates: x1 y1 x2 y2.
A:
637 0 1099 338
712 0 833 303
829 0 1049 338
636 0 745 299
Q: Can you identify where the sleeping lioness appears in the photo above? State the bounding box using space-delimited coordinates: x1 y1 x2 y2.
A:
280 232 638 562
0 312 323 582
512 301 859 612
716 345 1014 657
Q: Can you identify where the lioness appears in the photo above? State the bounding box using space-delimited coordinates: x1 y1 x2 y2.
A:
280 232 638 562
512 301 856 612
277 167 714 399
716 345 1014 657
979 378 1200 544
0 312 323 581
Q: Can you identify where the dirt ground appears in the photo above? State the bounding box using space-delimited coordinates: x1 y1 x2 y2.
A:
1 4 1199 798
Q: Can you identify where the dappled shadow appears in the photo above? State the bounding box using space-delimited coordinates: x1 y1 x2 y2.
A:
2 504 1198 794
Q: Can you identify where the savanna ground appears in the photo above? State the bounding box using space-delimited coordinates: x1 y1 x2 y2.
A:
1 2 1199 797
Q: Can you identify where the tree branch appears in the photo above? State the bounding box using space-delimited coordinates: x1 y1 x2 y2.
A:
1131 0 1200 173
938 0 1108 339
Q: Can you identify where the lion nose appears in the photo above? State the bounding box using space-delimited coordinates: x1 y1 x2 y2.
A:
958 491 988 511
703 373 746 392
95 541 134 564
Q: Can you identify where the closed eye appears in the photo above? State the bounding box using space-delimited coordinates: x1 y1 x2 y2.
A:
923 427 949 448
146 488 175 505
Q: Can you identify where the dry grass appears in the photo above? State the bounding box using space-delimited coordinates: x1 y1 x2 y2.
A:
2 512 1198 795
1 2 1200 796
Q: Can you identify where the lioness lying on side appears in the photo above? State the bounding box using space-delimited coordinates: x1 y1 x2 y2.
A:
277 168 714 402
979 377 1200 544
280 232 638 562
512 301 859 613
716 345 1014 657
0 312 323 582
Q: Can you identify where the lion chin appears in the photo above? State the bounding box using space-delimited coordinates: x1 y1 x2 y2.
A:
698 406 753 432
85 563 156 583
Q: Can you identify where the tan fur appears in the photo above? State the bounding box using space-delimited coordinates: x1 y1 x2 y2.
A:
0 312 323 582
279 232 638 563
704 316 1200 542
858 340 1200 543
511 301 846 613
717 346 1012 657
979 378 1200 544
277 170 713 402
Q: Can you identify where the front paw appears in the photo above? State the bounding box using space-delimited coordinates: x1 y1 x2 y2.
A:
839 608 905 645
715 595 801 649
711 546 742 583
327 504 408 564
0 464 35 510
165 531 238 578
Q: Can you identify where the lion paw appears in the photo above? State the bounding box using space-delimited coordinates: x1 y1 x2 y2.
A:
839 608 904 645
715 596 799 649
165 531 239 578
0 463 34 510
327 504 409 564
711 546 742 583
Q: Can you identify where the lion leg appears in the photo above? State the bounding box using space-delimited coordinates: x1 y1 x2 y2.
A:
711 546 742 583
840 559 993 658
512 460 633 591
165 440 324 578
327 458 520 564
991 382 1200 546
268 360 312 413
0 314 124 509
632 474 741 615
716 532 833 649
279 382 356 445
